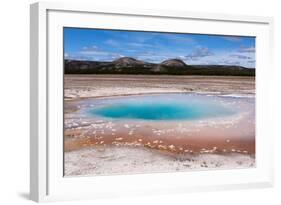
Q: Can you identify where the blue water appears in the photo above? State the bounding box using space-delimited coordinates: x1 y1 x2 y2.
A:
87 94 235 121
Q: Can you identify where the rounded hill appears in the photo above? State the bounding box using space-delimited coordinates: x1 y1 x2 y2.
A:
160 59 187 67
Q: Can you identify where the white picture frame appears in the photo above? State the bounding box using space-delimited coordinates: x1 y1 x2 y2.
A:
30 1 274 202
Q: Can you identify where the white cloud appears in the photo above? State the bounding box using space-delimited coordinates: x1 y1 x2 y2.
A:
81 45 99 51
184 46 213 60
126 42 154 48
238 46 255 53
66 45 125 61
184 50 255 68
229 54 252 59
105 39 119 47
222 36 242 42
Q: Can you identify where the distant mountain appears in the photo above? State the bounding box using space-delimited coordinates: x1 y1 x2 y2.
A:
64 57 255 76
112 57 145 67
160 59 187 67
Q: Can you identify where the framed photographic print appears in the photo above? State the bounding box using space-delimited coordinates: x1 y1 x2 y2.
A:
30 2 274 202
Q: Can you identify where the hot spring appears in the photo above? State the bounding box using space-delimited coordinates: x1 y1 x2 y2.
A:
86 94 236 121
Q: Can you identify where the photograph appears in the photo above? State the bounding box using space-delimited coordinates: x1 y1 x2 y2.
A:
63 27 255 177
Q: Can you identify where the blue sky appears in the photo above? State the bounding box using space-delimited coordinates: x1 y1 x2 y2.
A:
64 27 255 68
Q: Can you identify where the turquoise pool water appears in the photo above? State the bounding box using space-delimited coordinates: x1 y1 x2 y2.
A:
87 94 235 121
